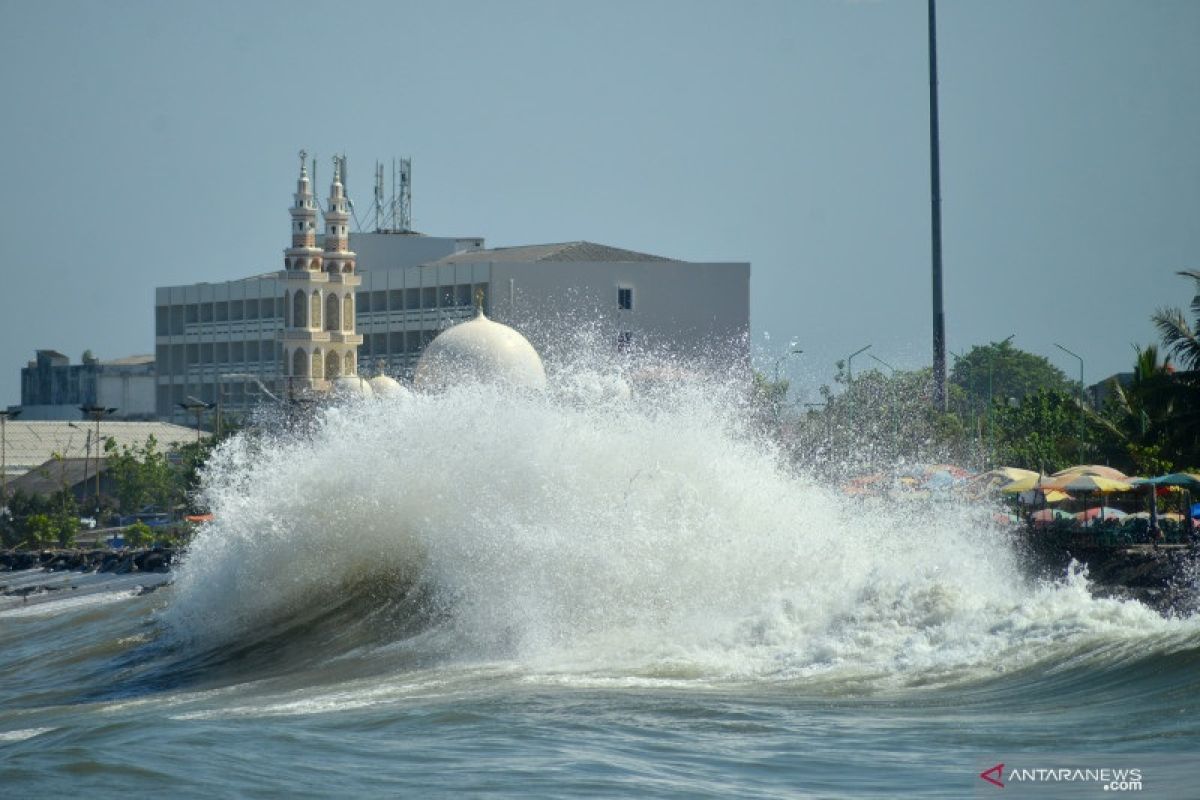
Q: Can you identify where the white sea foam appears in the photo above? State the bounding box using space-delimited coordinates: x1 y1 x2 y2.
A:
162 364 1200 690
0 727 55 742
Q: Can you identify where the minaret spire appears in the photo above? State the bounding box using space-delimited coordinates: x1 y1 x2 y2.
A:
277 150 359 398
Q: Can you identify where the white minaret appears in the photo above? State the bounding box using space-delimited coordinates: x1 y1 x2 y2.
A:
278 151 361 396
319 156 363 382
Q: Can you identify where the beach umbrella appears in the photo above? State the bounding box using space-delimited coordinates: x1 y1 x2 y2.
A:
1042 474 1133 493
1000 473 1052 494
1030 508 1075 525
1051 465 1130 481
970 467 1039 491
1136 473 1200 491
1076 506 1128 522
1016 489 1072 505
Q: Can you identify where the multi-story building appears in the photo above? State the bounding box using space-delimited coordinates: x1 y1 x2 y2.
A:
154 155 750 424
19 350 156 420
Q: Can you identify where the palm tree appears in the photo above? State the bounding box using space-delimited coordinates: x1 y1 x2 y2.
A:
1092 345 1178 474
1153 270 1200 370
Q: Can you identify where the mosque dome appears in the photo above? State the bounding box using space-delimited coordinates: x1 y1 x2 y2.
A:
413 310 547 391
368 374 405 398
331 375 375 399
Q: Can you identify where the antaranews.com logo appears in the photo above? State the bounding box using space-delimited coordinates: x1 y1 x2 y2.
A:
979 762 1143 793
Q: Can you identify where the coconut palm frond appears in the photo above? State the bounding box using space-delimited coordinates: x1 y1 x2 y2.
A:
1153 307 1200 370
1173 269 1200 324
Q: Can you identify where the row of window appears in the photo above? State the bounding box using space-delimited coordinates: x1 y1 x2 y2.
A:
156 340 279 372
358 283 486 313
155 283 490 336
359 330 441 358
157 299 285 335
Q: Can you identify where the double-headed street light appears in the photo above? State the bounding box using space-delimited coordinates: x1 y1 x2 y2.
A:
178 398 215 443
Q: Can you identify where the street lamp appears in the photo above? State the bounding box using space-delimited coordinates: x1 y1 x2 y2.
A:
987 335 1015 466
178 398 215 443
0 408 20 507
773 347 804 383
79 405 116 515
1055 343 1085 463
846 344 872 382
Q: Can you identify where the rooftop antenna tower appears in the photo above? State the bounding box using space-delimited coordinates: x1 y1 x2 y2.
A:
393 157 412 233
372 162 385 232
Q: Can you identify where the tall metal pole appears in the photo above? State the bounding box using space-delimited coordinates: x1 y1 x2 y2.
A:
929 0 947 411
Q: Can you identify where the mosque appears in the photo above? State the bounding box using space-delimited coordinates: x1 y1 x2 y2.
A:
280 152 546 400
153 152 749 423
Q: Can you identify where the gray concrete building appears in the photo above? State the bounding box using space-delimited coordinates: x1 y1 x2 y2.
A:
20 350 156 421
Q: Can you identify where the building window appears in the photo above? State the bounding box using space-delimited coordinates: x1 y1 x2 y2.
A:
617 331 633 353
292 349 307 377
343 295 353 331
344 351 354 376
325 293 340 331
293 291 307 329
310 290 322 328
311 349 323 378
618 287 633 310
325 350 340 379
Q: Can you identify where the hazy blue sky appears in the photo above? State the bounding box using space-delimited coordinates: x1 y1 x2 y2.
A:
1 0 1197 406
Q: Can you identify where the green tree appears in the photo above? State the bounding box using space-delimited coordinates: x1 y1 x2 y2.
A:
950 340 1073 414
125 521 152 547
791 366 971 477
992 389 1093 473
104 435 175 513
1092 343 1199 473
23 514 55 548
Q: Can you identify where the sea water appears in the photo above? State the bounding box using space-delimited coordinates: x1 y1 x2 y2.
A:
1 367 1197 798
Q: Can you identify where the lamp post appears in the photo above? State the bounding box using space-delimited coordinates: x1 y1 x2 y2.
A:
845 344 872 433
773 347 804 383
0 408 20 508
868 353 901 456
846 344 872 383
1055 343 1085 464
178 398 214 443
79 405 116 515
987 335 1014 467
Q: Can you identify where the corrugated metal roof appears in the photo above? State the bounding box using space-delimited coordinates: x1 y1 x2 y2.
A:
0 421 200 476
425 241 677 266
